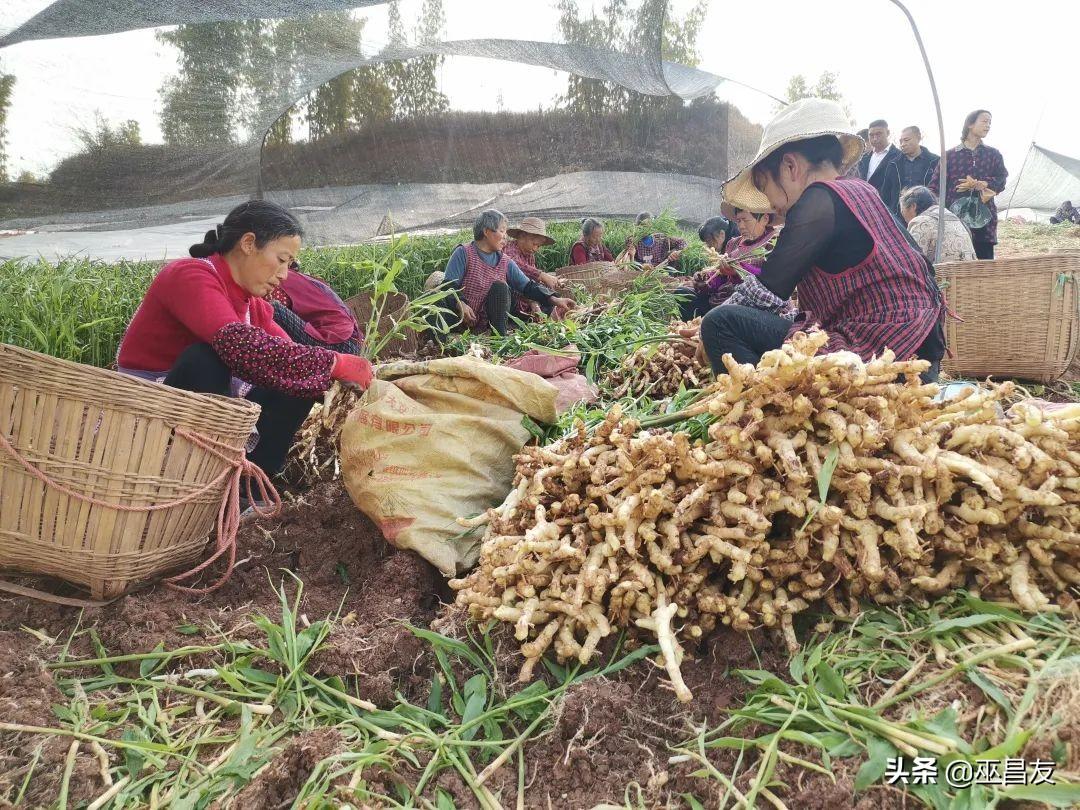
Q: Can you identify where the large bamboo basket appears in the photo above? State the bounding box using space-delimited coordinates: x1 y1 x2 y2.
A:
554 261 640 295
937 252 1080 383
0 344 260 599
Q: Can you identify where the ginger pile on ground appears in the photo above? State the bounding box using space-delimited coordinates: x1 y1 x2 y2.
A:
608 320 707 399
451 330 1080 702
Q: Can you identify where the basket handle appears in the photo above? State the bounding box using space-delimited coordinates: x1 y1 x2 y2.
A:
0 425 280 599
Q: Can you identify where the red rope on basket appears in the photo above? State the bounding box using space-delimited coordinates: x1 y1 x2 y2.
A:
0 425 281 597
163 428 281 595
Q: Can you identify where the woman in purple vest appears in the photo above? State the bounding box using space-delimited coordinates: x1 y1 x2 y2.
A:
440 210 575 335
697 98 946 382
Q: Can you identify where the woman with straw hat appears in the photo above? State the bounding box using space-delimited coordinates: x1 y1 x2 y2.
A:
438 209 575 336
504 216 564 318
696 98 946 381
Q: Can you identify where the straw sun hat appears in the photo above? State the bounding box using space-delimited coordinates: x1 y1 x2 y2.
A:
722 98 865 214
507 216 555 246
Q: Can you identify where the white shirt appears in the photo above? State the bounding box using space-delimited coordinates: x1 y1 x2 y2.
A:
867 149 888 179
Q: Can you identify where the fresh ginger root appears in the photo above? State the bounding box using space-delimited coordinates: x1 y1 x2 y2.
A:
451 328 1079 703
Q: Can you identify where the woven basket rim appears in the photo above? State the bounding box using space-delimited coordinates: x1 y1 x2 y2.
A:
0 342 260 422
554 261 618 276
0 342 262 598
935 251 1080 269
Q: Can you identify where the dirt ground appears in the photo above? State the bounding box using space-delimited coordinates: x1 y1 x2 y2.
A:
0 481 918 808
0 483 446 806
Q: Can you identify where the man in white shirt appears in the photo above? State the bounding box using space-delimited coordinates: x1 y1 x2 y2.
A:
857 118 904 214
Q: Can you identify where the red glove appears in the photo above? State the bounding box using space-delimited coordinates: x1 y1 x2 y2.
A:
330 353 374 389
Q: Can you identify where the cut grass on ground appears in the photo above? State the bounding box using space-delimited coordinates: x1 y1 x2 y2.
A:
5 585 1079 808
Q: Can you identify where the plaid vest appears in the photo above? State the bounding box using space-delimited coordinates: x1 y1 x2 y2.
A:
460 242 509 331
788 178 945 361
572 240 611 263
502 241 540 317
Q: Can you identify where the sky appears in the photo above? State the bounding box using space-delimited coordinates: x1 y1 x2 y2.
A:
0 0 1077 191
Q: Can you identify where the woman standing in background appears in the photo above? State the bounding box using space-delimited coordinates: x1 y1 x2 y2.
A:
929 110 1007 260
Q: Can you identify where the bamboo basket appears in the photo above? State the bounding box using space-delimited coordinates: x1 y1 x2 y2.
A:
937 252 1080 383
0 344 261 599
554 261 640 295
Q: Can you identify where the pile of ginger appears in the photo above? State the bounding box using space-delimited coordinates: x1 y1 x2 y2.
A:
608 320 708 399
451 330 1080 702
288 383 364 484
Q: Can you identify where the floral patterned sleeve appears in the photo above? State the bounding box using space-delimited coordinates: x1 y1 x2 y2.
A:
906 218 934 258
985 148 1008 193
210 322 335 398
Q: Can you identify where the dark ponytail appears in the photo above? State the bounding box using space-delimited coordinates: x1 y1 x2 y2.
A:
189 200 303 258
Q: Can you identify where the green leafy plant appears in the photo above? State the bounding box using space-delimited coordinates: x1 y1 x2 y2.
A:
340 233 455 360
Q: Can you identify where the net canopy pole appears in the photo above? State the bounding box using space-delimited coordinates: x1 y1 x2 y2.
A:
887 0 946 263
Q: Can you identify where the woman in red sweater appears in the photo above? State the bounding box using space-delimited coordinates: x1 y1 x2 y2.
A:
117 201 371 476
569 218 615 265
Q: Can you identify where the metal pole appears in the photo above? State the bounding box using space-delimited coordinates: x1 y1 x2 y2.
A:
888 0 947 263
255 127 267 202
1004 141 1035 215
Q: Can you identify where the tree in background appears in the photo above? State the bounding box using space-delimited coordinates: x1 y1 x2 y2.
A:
557 0 633 114
74 113 142 153
556 0 708 145
384 0 449 120
558 0 710 101
159 7 434 149
781 70 852 121
0 70 14 182
157 21 260 145
274 13 371 140
783 74 809 105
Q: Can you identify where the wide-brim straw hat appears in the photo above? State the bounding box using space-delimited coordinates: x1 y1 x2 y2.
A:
722 98 865 214
507 216 555 246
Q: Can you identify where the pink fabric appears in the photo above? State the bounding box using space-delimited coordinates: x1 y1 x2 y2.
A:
505 346 599 413
279 270 360 345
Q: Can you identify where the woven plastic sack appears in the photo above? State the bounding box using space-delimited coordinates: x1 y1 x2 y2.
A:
339 357 558 575
950 192 992 230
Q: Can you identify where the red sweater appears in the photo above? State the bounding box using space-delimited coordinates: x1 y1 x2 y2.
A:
118 254 335 398
570 241 615 265
119 254 287 371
